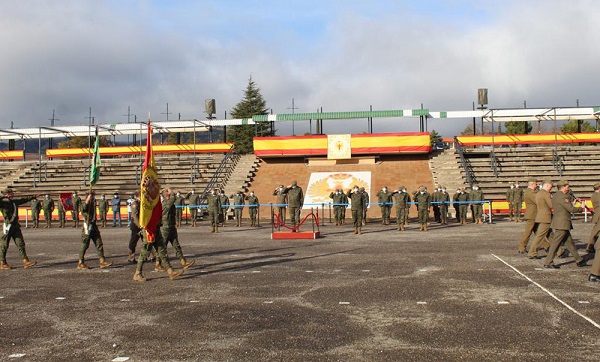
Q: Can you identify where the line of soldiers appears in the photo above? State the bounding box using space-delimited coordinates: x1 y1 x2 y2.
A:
516 178 600 283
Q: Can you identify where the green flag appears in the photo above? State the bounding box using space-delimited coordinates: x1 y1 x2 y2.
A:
90 127 101 186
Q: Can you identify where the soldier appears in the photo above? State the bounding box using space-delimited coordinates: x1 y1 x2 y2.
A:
127 192 142 263
98 194 108 227
392 186 410 231
77 191 113 270
219 189 230 227
57 196 66 228
231 191 245 227
543 180 587 269
42 194 55 228
187 189 200 227
585 183 600 253
246 191 259 227
273 185 288 225
414 186 431 231
528 180 553 259
470 184 485 224
517 178 538 254
133 223 184 282
284 181 303 231
457 188 470 225
0 188 37 270
71 191 82 228
30 196 41 228
513 181 524 222
438 186 450 225
506 183 515 221
207 188 221 233
174 191 185 227
159 188 195 270
347 186 365 234
360 187 369 225
126 193 136 227
432 186 441 223
111 192 122 227
453 188 462 223
377 186 393 225
330 188 345 226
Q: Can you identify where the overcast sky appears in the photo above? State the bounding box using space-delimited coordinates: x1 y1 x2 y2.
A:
1 0 598 137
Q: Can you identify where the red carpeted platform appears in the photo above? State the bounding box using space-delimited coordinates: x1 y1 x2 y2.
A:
271 231 321 240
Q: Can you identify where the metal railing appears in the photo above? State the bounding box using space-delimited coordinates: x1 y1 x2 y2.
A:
552 148 565 176
454 136 476 186
490 149 500 178
198 145 239 205
32 163 48 188
190 158 203 184
135 161 144 185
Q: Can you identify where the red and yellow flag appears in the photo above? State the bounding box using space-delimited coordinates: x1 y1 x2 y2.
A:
139 121 162 242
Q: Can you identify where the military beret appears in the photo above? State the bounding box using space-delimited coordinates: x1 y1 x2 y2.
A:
594 183 600 189
557 180 569 187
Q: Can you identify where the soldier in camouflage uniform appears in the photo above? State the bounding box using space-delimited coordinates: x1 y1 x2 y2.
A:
432 186 441 223
284 181 303 231
98 194 108 227
246 191 259 227
360 187 369 225
159 188 195 270
0 188 37 270
186 189 200 227
174 191 185 227
330 188 345 226
392 186 410 231
506 183 515 221
231 191 245 227
512 181 524 222
57 196 66 228
42 194 55 228
414 186 431 231
30 196 41 228
469 184 485 224
377 186 393 225
207 188 221 232
71 191 82 228
457 188 470 225
219 189 230 227
273 185 288 225
77 191 113 270
438 186 450 225
347 186 365 234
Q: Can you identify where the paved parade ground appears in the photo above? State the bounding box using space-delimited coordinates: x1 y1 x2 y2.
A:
2 217 600 361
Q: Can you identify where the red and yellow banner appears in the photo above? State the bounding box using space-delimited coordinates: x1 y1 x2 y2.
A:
253 132 431 157
46 143 233 158
139 123 162 242
457 132 600 146
0 150 24 160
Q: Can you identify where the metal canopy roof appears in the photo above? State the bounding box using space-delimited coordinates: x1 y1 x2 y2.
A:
1 106 598 140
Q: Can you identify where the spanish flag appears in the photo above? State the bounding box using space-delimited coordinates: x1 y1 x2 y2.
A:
139 121 161 242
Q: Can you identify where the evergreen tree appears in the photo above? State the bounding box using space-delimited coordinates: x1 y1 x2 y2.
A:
505 121 532 134
228 76 271 154
58 135 112 148
561 119 595 133
429 129 442 145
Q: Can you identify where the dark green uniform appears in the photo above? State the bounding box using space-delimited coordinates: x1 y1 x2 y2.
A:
438 189 450 225
506 185 515 221
57 198 66 228
377 189 393 225
361 188 369 225
469 186 485 224
219 194 230 226
207 192 221 232
512 185 524 221
42 196 55 228
414 190 431 230
432 189 441 223
457 191 470 225
347 188 365 233
232 192 245 227
273 186 288 224
98 196 108 227
161 194 190 267
72 194 81 228
0 194 37 269
187 192 200 227
284 184 303 230
30 198 41 228
330 190 345 226
174 194 185 227
392 189 410 231
453 190 461 223
341 192 348 224
78 194 112 269
246 194 259 227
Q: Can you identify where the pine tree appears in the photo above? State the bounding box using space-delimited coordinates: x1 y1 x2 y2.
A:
505 121 532 135
228 76 272 154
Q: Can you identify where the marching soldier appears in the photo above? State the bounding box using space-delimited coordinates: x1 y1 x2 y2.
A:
543 180 587 269
392 186 410 231
42 194 55 228
71 191 81 228
506 183 515 221
273 185 288 225
347 186 365 234
207 188 221 233
246 191 259 227
528 180 553 259
127 192 142 263
159 188 195 270
513 181 524 222
438 186 450 225
377 186 393 225
232 191 245 227
77 191 113 270
517 178 538 254
330 188 345 226
98 194 108 227
586 183 600 253
0 187 37 270
187 189 200 227
219 189 229 227
30 196 41 228
414 186 431 231
284 181 303 231
469 184 485 224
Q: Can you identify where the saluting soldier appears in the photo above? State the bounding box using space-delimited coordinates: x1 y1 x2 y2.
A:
392 186 410 231
517 178 538 254
42 194 55 228
586 183 600 253
284 181 303 231
246 191 259 227
98 194 108 227
528 180 553 259
231 191 245 227
30 196 41 228
414 186 431 231
207 188 221 233
512 181 524 222
77 191 113 270
377 186 393 225
469 184 485 224
347 186 365 234
71 191 81 228
0 187 37 270
159 188 195 270
273 185 288 224
330 188 345 226
186 189 200 227
438 186 450 225
543 180 587 269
